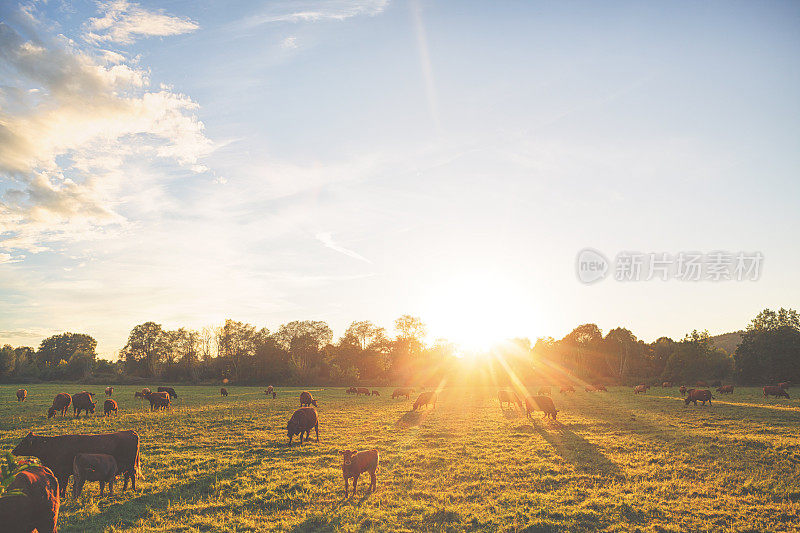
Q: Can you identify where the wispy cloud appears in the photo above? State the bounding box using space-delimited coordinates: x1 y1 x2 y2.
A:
84 0 199 44
241 0 388 28
315 232 372 263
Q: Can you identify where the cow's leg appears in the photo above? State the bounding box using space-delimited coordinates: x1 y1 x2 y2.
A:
109 478 114 495
100 481 105 496
299 432 304 445
58 472 70 498
315 422 319 442
352 474 359 497
370 470 376 492
73 477 84 498
344 477 349 498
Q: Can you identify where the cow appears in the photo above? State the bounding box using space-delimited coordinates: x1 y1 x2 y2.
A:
105 387 113 396
391 388 414 399
634 385 649 394
157 387 178 399
287 407 319 445
72 453 118 497
537 386 552 396
47 393 71 418
497 390 521 409
273 392 277 399
716 385 734 394
299 391 318 407
588 384 608 392
696 380 709 387
340 449 379 499
356 387 370 396
17 389 27 402
685 389 713 406
371 390 380 396
346 387 357 394
0 465 59 533
779 382 791 390
413 391 437 411
584 385 597 392
134 388 151 400
662 381 673 388
525 396 558 421
103 399 118 416
220 388 228 397
148 391 170 411
266 385 274 395
560 385 575 394
679 385 687 396
72 391 96 418
12 430 141 498
764 385 790 399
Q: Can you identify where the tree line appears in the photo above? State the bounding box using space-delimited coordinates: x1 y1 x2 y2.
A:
1 309 798 386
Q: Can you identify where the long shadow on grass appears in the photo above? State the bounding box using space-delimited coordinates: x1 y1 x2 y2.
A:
396 409 429 428
534 424 622 478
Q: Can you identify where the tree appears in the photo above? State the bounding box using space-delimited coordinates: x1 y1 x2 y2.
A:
37 333 97 368
216 320 268 382
274 321 332 382
663 330 732 384
735 308 800 384
122 322 170 377
0 345 14 378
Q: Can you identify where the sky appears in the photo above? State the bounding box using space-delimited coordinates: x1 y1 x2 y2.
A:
0 0 799 358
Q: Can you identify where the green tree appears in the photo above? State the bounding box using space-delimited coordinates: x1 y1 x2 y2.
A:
122 322 170 377
735 308 800 384
37 333 97 368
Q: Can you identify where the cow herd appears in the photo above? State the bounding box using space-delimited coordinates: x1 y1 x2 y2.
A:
629 380 792 406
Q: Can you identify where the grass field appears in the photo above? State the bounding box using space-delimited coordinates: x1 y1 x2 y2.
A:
1 384 799 532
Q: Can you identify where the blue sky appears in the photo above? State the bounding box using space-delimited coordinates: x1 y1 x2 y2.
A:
1 0 798 357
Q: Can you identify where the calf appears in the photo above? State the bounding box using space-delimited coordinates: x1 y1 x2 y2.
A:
157 387 178 399
356 387 370 396
413 391 437 411
103 399 118 416
716 385 734 394
266 385 274 395
13 430 141 498
594 384 608 392
287 407 319 445
764 385 790 399
679 385 687 396
662 381 673 388
72 391 96 418
634 384 649 394
47 393 71 418
220 388 228 397
72 453 118 497
17 389 27 402
346 387 357 394
537 386 551 396
497 390 518 409
148 391 171 411
105 387 113 396
391 388 414 399
340 449 379 498
371 390 380 396
525 396 558 421
685 389 713 406
559 385 575 394
0 465 59 533
299 391 318 407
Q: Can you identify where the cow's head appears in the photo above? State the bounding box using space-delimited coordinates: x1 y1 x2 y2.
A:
88 401 96 413
12 432 39 456
287 418 299 439
340 450 356 467
311 399 318 407
47 406 56 418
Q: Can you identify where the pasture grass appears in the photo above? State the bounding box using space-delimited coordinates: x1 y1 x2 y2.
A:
1 384 799 532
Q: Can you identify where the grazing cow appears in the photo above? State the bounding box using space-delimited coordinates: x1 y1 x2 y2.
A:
148 392 170 411
413 391 438 411
72 391 96 418
17 389 27 402
356 387 370 396
537 386 552 396
525 396 558 421
391 388 414 399
716 385 734 394
134 391 145 399
679 386 687 396
220 388 228 397
696 380 708 387
287 407 319 445
497 390 521 409
346 387 357 394
662 381 673 388
72 453 118 497
299 391 318 407
779 382 791 390
266 385 274 395
685 389 713 406
634 385 649 394
103 399 118 416
372 390 380 396
157 387 178 399
584 385 597 392
340 449 379 498
595 384 608 392
47 393 71 418
764 385 790 399
0 465 59 533
560 385 575 394
105 387 113 396
12 430 141 498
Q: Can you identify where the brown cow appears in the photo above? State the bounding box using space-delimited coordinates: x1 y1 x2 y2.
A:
72 391 96 418
696 380 708 387
413 391 437 410
13 430 141 498
287 407 319 445
371 390 380 396
103 399 118 416
497 390 521 409
685 389 713 406
47 393 71 418
346 387 357 394
341 449 379 498
525 396 558 421
634 384 649 394
105 387 113 396
716 385 734 394
679 385 687 396
299 391 318 407
0 465 59 533
584 385 597 392
17 389 27 402
560 385 575 394
779 381 791 390
148 391 170 411
220 388 228 397
356 387 370 396
134 388 151 400
72 453 118 497
662 381 673 388
594 384 607 391
764 385 790 399
537 386 552 396
157 387 178 399
266 385 274 395
391 388 414 399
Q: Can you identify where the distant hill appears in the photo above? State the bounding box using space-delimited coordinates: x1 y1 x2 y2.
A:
709 331 744 355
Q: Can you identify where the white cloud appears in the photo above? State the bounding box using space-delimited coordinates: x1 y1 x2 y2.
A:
281 36 298 49
242 0 389 28
315 232 372 263
84 0 199 45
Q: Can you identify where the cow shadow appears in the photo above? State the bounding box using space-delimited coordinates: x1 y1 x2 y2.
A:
396 410 423 428
502 408 522 419
534 425 621 478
